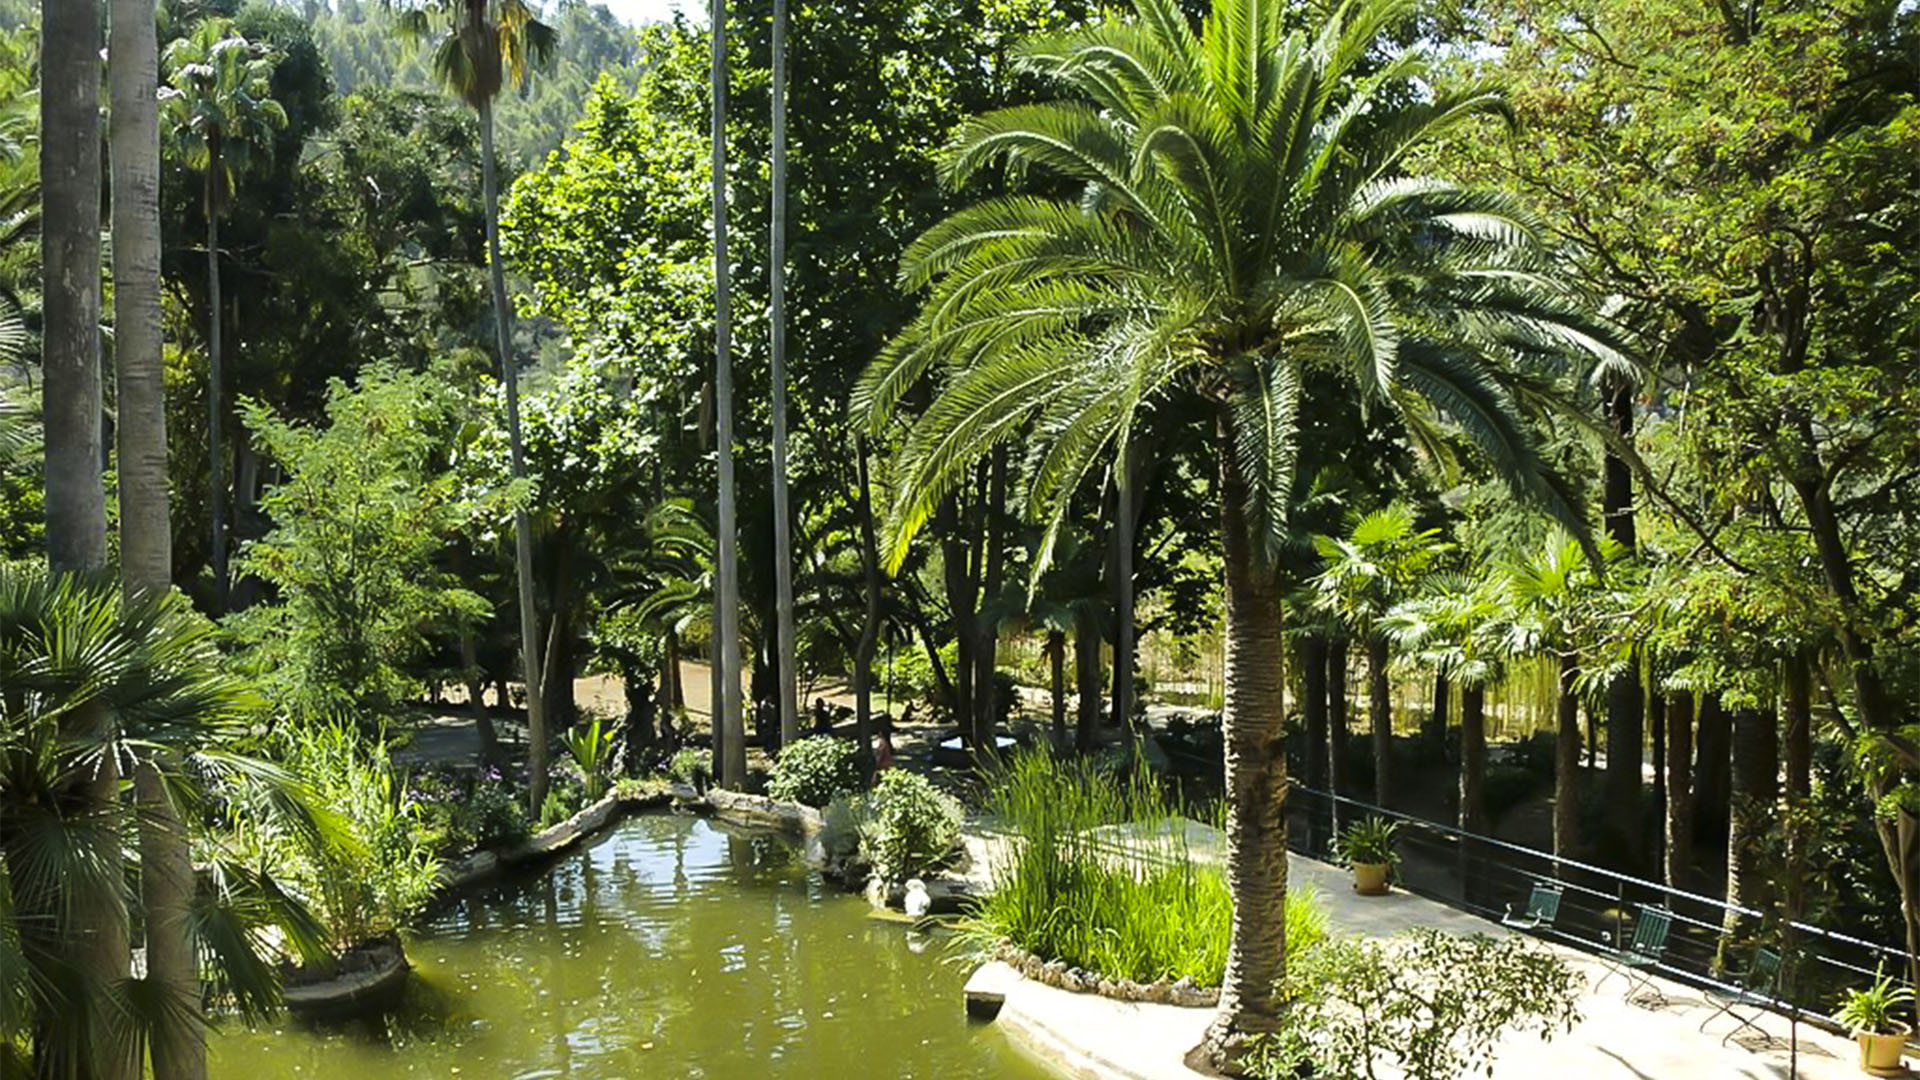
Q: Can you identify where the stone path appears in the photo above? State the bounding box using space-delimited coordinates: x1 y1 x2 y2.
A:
983 847 1877 1080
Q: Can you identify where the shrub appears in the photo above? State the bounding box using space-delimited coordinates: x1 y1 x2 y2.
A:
1332 815 1400 870
408 764 529 856
767 735 866 808
667 746 711 791
540 777 585 828
267 722 442 949
973 750 1321 986
1249 929 1583 1080
860 770 964 884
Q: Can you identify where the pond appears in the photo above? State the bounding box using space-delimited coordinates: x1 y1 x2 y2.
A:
212 813 1052 1079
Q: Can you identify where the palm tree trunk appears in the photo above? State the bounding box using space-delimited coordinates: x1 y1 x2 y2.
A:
710 0 746 789
205 164 229 613
852 437 880 753
1554 652 1581 858
1327 636 1348 836
1665 688 1693 888
1601 382 1642 863
1074 612 1100 753
767 0 798 751
44 8 133 1077
115 7 200 1072
1783 654 1811 804
1424 670 1448 743
1112 449 1136 747
1301 634 1328 852
1692 691 1731 848
1367 635 1393 809
1460 683 1487 835
1723 703 1778 937
971 449 1007 760
1204 432 1289 1066
1048 629 1067 749
112 0 169 595
478 98 550 812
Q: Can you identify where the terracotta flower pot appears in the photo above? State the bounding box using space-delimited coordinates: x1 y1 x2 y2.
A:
1856 1019 1910 1076
1352 862 1390 896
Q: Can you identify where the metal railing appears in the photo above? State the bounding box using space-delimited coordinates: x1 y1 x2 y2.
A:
1286 781 1909 1022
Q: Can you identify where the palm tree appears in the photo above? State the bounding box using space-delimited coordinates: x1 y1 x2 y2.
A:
709 0 746 787
385 0 557 809
768 0 799 751
1385 571 1511 836
856 0 1616 1058
160 20 287 614
1501 531 1617 859
117 3 204 1077
1312 506 1446 810
0 568 328 1077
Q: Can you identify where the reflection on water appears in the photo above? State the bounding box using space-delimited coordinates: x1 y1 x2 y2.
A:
212 814 1050 1079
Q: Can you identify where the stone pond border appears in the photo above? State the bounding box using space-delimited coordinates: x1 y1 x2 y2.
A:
987 943 1219 1009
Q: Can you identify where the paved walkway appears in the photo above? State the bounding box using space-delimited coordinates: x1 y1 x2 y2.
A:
983 848 1875 1080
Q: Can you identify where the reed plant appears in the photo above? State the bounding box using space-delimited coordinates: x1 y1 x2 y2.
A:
974 750 1323 986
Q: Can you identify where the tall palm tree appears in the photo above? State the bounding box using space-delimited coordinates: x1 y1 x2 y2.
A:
160 20 287 615
1312 506 1446 810
118 2 204 1077
710 0 746 787
768 0 799 751
855 0 1617 1058
385 0 557 810
39 5 132 1079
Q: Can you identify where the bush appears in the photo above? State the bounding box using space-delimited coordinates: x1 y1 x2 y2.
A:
667 746 711 791
860 770 964 884
408 764 529 856
974 750 1324 986
540 777 585 828
1249 929 1582 1080
767 735 867 808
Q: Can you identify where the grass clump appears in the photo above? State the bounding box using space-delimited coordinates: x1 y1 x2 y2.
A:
975 750 1323 987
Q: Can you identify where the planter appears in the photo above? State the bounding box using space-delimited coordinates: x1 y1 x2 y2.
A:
282 931 411 1019
1352 861 1391 896
1856 1021 1910 1076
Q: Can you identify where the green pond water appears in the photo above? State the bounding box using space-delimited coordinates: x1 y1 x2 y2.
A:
212 813 1052 1079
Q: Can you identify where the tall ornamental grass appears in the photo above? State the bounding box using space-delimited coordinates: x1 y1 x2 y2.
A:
976 751 1323 986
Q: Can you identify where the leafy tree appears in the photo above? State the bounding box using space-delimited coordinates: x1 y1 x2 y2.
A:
860 0 1618 1060
160 18 289 611
231 366 493 721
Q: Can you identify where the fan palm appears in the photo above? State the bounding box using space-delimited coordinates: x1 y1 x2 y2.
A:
856 0 1620 1056
1312 505 1447 810
0 567 328 1079
1384 570 1511 835
1501 530 1618 858
160 19 287 614
385 0 557 811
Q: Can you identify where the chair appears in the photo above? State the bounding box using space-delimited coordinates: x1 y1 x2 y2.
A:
1699 947 1784 1046
1596 904 1674 1005
1502 881 1564 933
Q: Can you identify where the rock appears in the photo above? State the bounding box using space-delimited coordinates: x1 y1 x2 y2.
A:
1145 980 1172 1004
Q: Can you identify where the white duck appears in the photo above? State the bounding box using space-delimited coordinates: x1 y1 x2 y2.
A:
903 878 932 918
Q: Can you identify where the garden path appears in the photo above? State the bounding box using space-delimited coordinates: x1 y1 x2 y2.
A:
982 843 1871 1080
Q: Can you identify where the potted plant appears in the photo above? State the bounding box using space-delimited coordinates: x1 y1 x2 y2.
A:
1333 816 1400 896
1835 964 1914 1076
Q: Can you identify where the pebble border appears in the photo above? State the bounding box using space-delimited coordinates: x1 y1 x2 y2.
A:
991 942 1219 1008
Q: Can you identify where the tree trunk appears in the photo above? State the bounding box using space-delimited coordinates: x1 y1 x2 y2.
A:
1460 683 1487 836
1665 689 1693 889
1048 629 1067 749
1724 704 1778 938
938 495 976 732
1075 613 1101 753
1368 635 1392 809
1692 692 1731 849
972 448 1007 760
1554 653 1581 859
1112 448 1137 747
1650 686 1666 869
1301 634 1328 852
1204 429 1290 1068
1424 670 1448 744
111 0 169 595
43 6 133 1074
460 627 500 763
205 165 229 613
1327 636 1348 832
136 763 205 1080
851 437 881 753
767 0 799 750
1601 382 1643 864
479 99 551 810
1783 654 1811 805
704 4 746 789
